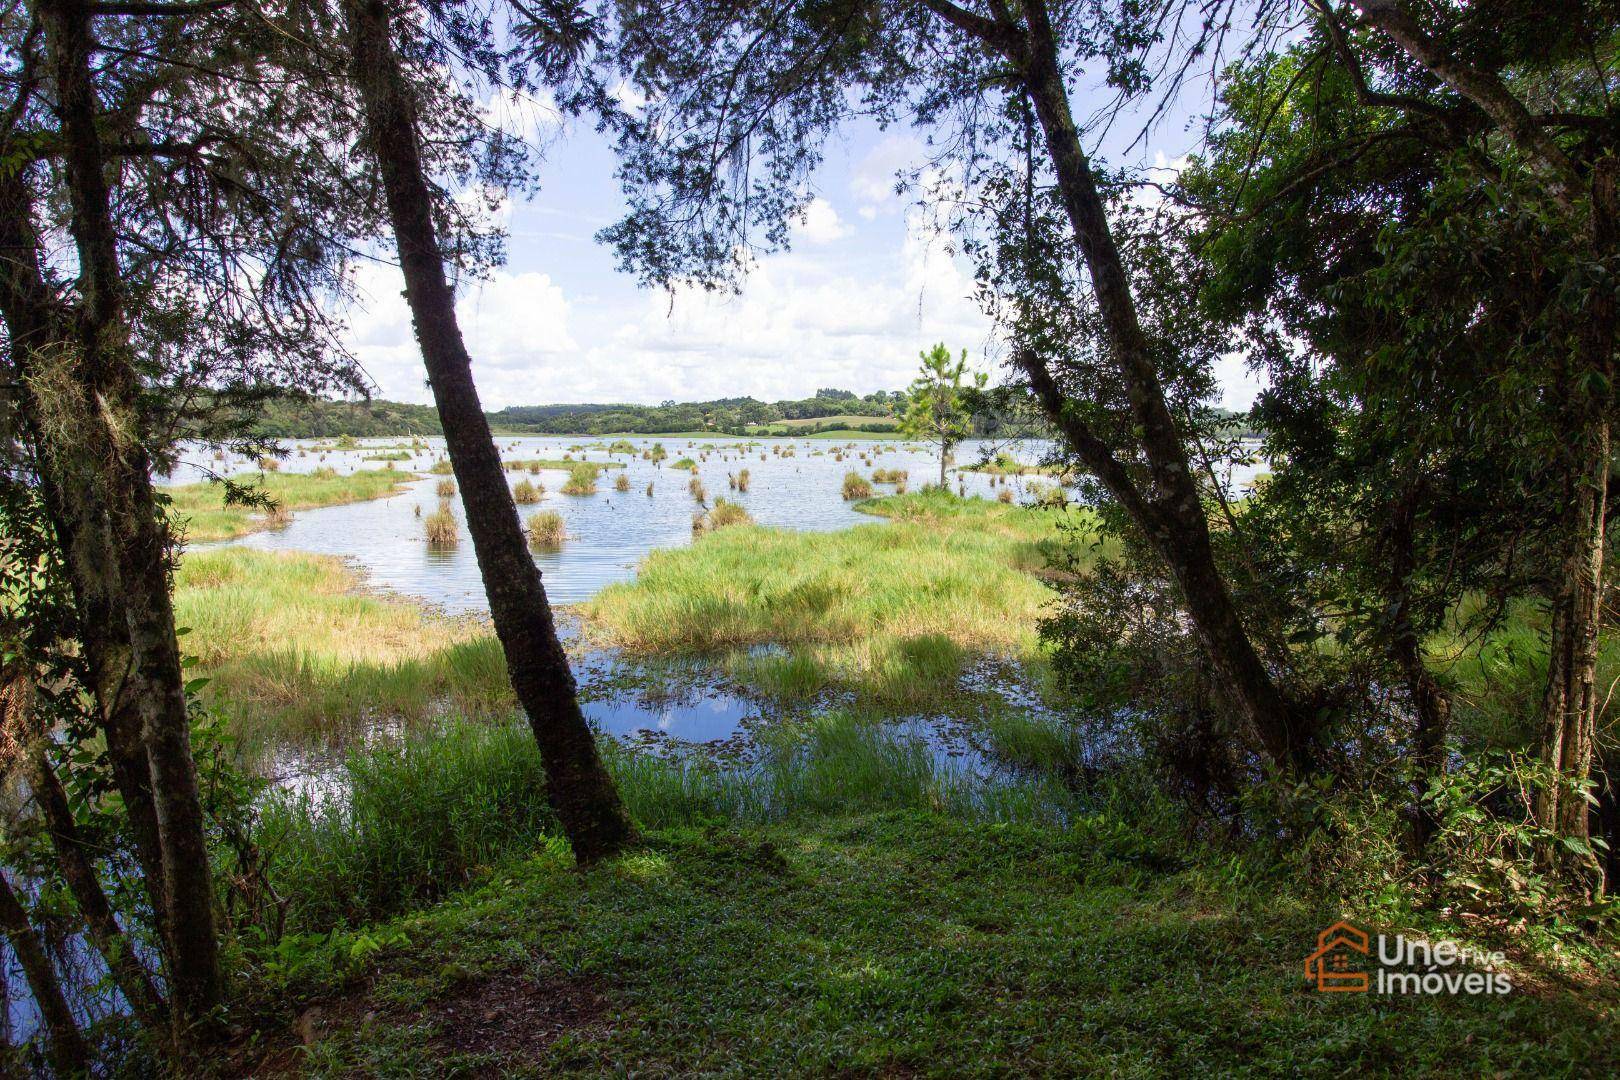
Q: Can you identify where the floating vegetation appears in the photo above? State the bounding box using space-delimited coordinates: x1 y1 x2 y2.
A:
526 510 565 547
513 479 541 504
842 471 873 500
673 457 697 471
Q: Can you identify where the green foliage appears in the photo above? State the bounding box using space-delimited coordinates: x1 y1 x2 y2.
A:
900 344 986 480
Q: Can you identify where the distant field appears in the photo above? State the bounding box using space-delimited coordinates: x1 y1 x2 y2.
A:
746 415 899 436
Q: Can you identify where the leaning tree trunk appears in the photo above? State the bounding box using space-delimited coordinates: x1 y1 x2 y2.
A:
975 1 1311 771
38 0 223 1035
0 870 87 1077
26 746 170 1036
344 0 633 863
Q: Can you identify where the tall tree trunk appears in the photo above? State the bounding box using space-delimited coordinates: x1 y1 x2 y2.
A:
1385 479 1450 851
344 0 633 863
0 871 87 1077
26 746 170 1036
37 0 222 1034
925 0 1311 770
0 168 171 929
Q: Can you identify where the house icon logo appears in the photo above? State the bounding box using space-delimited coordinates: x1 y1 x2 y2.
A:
1305 920 1370 992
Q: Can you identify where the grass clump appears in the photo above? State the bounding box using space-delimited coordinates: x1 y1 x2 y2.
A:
689 474 707 502
693 498 753 533
561 463 598 496
512 479 541 504
672 457 697 471
871 467 908 484
736 468 751 492
435 478 457 498
842 471 873 500
431 458 454 475
425 506 459 545
526 510 566 547
162 468 413 542
615 472 631 492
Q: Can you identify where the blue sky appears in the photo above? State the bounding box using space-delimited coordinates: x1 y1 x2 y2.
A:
345 76 1267 412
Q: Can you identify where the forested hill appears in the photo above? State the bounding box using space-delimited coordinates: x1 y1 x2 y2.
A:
254 389 906 438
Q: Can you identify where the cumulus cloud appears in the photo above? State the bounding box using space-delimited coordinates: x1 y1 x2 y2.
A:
850 134 927 217
339 206 993 408
792 197 852 244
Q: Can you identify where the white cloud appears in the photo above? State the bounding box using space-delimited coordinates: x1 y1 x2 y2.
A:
791 197 852 244
339 203 993 409
850 134 927 217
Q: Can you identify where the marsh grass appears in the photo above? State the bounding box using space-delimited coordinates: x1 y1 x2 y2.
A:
561 463 599 496
689 475 707 502
260 709 1076 931
693 498 752 533
841 471 873 500
435 478 457 499
174 549 510 752
425 507 459 545
512 479 541 504
526 510 566 547
615 473 631 492
587 493 1085 705
736 468 751 492
162 468 414 542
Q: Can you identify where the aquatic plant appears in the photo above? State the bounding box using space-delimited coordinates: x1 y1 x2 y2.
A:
615 473 631 492
425 507 459 545
694 498 753 533
736 468 751 492
513 479 541 504
436 478 457 499
689 475 707 502
526 510 566 547
258 455 281 471
842 472 872 500
561 463 598 495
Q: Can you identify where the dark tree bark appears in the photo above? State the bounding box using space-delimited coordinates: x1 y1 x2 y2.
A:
36 0 223 1033
343 0 634 863
0 870 87 1077
1384 480 1451 851
0 167 172 926
26 745 170 1036
925 0 1314 771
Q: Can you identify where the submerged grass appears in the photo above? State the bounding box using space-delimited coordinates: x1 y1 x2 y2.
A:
586 492 1085 704
174 549 510 753
162 468 414 542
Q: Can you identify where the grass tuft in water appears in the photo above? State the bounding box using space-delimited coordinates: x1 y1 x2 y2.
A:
526 510 566 547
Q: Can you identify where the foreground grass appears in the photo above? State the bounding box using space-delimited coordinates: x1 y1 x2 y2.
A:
585 491 1089 704
255 802 1620 1077
163 468 415 542
175 549 509 752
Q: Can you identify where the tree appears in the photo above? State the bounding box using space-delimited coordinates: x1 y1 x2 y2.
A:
342 0 634 863
599 0 1316 772
902 344 984 488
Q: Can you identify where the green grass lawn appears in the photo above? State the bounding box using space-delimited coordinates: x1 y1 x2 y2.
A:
162 468 415 542
256 810 1620 1078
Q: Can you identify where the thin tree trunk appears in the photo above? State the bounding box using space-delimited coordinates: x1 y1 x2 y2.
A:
1385 480 1450 851
923 0 1310 770
344 0 633 863
0 871 87 1077
37 0 222 1034
0 168 173 969
26 746 170 1035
